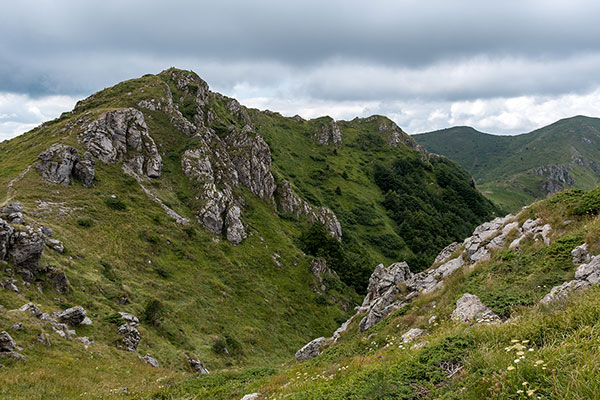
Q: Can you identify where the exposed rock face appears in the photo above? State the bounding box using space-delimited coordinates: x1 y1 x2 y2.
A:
408 256 465 294
532 165 574 195
541 255 600 305
35 144 95 187
572 243 591 264
56 306 87 327
463 215 515 263
451 293 499 323
80 108 162 178
275 180 342 240
359 262 412 331
434 242 460 265
314 119 342 145
118 312 139 326
188 358 209 374
295 337 327 361
311 258 338 291
118 324 141 352
509 218 552 248
5 226 46 275
0 331 16 352
51 271 70 294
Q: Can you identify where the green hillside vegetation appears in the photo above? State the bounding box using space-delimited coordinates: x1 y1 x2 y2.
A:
0 69 496 398
414 117 600 212
147 188 600 400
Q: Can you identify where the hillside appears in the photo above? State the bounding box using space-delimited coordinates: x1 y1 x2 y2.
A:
414 117 600 212
0 68 496 399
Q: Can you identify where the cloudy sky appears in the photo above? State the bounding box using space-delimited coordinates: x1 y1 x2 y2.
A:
2 0 600 141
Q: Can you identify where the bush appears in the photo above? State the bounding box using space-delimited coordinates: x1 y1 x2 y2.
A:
104 197 127 211
76 218 94 228
573 187 600 215
143 299 163 328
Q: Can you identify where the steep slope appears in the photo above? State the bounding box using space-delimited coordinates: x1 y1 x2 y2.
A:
414 116 600 212
150 188 600 400
0 69 496 398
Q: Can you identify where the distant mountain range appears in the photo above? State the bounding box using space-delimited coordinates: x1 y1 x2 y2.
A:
414 116 600 211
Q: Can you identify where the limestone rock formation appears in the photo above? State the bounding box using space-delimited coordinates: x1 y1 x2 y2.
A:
295 337 327 361
532 165 574 195
434 242 460 265
572 243 591 264
451 293 499 323
0 331 16 352
118 324 141 352
402 328 426 343
35 144 95 187
2 224 46 275
79 108 162 178
314 118 342 145
140 354 160 368
541 255 600 304
311 258 338 291
225 205 247 245
56 306 87 327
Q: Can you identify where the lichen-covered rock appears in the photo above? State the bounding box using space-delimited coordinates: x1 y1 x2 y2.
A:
275 181 313 218
310 207 342 241
540 279 590 305
0 219 14 261
118 312 139 326
1 202 23 215
118 324 141 352
188 358 209 374
295 337 327 361
72 151 96 187
34 144 80 186
451 293 499 323
0 331 16 352
197 183 232 234
572 243 591 264
225 205 246 245
80 108 162 178
7 228 45 274
434 242 460 265
56 306 86 327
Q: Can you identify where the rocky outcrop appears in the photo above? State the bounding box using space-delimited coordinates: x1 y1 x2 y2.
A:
572 243 591 264
79 108 162 178
509 218 552 248
140 354 159 368
532 165 574 195
358 262 412 331
118 324 141 352
56 306 87 327
402 328 426 343
275 180 342 240
314 118 342 145
224 205 246 245
463 215 516 263
0 331 16 352
434 242 460 265
311 258 338 291
34 144 96 187
451 293 499 323
295 337 327 361
1 221 46 276
188 358 209 374
541 255 600 305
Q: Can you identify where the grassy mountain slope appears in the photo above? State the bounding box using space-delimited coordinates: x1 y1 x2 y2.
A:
0 69 495 399
148 188 600 400
414 117 600 212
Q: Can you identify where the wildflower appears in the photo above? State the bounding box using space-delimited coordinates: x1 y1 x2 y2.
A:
534 360 544 365
517 390 524 394
527 389 536 396
522 382 528 386
511 339 520 343
516 351 525 356
529 348 534 352
514 359 520 363
507 366 515 371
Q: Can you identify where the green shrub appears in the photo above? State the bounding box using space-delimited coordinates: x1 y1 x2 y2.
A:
143 299 164 328
76 218 94 228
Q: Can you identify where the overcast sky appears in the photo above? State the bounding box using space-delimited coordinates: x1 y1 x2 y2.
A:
2 0 600 140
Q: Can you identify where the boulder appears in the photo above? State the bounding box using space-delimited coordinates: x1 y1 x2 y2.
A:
7 229 45 275
19 302 42 318
34 144 80 186
51 271 70 294
46 238 64 253
72 151 95 187
1 202 23 215
118 312 140 326
10 323 24 332
140 354 160 368
572 243 591 265
295 337 326 361
0 331 16 352
451 294 499 323
402 328 426 343
188 358 209 374
225 205 247 245
56 306 86 327
434 242 460 265
118 324 141 352
541 256 600 305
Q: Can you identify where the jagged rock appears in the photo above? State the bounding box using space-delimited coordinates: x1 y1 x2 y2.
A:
7 212 23 225
310 207 342 241
359 262 412 331
332 314 357 342
35 144 80 186
197 183 231 234
140 354 160 368
428 316 437 325
10 323 24 332
118 312 139 326
295 337 326 361
574 256 600 284
19 302 42 318
46 238 64 253
37 332 51 346
76 336 94 346
0 219 13 261
225 205 246 245
2 279 18 293
408 256 465 294
7 229 45 275
572 243 591 264
56 306 86 327
80 108 162 178
509 218 552 248
188 358 209 374
0 331 16 352
72 151 95 187
540 279 590 305
118 324 141 352
314 119 342 145
532 165 574 195
434 242 460 265
451 294 499 323
402 328 426 343
1 351 26 361
276 181 313 218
